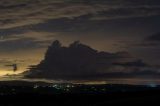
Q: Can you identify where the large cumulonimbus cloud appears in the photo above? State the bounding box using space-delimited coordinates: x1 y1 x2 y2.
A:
24 40 160 81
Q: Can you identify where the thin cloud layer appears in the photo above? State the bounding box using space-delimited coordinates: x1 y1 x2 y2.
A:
0 0 160 29
147 33 160 42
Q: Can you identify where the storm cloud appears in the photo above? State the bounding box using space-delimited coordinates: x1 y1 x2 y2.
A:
24 40 159 80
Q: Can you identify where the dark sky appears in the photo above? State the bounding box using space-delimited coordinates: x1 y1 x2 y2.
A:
0 0 160 79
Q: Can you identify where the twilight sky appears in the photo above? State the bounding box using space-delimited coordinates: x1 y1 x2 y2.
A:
0 0 160 78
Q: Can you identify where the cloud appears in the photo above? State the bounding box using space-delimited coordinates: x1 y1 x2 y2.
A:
0 37 45 52
0 0 160 29
139 32 160 47
0 58 26 65
147 33 160 41
0 31 58 52
24 40 159 80
122 32 160 48
0 58 13 64
112 60 149 67
0 58 26 71
8 31 55 42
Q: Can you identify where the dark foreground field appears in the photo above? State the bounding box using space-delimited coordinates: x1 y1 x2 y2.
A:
0 81 160 105
0 91 159 105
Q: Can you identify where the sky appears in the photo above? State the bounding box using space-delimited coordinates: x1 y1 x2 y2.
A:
0 0 160 83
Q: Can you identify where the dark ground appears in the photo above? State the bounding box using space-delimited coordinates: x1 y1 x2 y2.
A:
1 91 160 106
0 81 160 105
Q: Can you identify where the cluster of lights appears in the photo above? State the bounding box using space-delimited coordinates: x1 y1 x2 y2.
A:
148 83 157 88
34 85 39 89
33 84 109 92
51 84 75 91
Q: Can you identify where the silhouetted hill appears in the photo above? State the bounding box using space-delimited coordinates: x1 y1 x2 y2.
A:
24 40 155 80
0 80 51 86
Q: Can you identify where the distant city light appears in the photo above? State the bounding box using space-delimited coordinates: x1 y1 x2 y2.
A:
148 83 157 88
34 85 39 89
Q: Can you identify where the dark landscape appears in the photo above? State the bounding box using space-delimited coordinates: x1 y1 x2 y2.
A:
0 80 159 105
